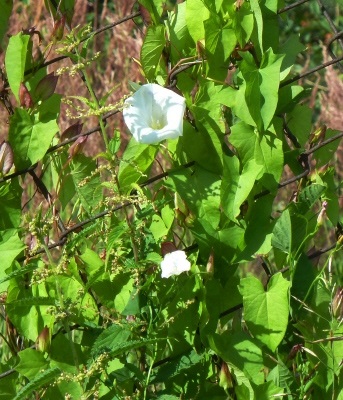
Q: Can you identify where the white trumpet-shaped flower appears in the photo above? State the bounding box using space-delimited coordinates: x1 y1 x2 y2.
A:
161 250 191 278
123 83 186 144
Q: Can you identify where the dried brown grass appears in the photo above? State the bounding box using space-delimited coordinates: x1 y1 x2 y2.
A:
320 50 343 131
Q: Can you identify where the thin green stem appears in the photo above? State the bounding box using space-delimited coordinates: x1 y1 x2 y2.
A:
82 69 109 149
143 343 157 400
42 243 80 371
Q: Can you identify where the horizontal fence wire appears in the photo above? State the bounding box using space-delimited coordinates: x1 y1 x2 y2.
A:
0 0 342 262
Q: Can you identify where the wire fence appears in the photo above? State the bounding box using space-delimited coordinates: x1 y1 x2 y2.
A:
1 1 342 264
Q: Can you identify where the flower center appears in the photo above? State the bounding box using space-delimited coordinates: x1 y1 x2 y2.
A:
150 118 166 130
149 104 167 130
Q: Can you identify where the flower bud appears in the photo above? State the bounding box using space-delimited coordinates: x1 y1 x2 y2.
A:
219 362 233 390
175 193 195 227
60 121 83 141
184 210 196 228
332 287 343 320
34 72 59 101
161 241 177 257
206 249 214 276
19 82 34 109
0 141 14 175
68 135 88 159
36 326 50 353
138 4 151 26
287 344 302 361
317 200 328 226
51 14 66 41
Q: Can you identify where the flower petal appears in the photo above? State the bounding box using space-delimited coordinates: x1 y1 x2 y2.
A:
123 83 186 144
161 250 191 278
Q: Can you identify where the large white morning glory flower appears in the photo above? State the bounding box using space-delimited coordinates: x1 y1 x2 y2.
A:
161 250 191 278
123 83 186 144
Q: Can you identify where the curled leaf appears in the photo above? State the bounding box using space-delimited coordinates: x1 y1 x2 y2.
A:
60 121 83 141
68 135 88 159
161 241 177 257
0 141 14 175
19 82 34 109
51 14 66 41
138 4 151 26
36 326 51 353
206 249 214 276
34 72 59 101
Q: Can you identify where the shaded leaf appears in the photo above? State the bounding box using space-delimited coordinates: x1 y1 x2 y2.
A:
239 273 290 351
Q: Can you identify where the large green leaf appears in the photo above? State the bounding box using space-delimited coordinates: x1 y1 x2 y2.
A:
191 219 245 267
13 367 61 400
205 22 236 80
271 209 308 255
252 381 285 398
141 25 166 81
204 17 236 60
181 121 222 174
185 0 210 43
0 179 22 230
239 49 284 131
185 81 230 173
152 350 205 383
6 279 54 342
5 32 30 101
16 349 49 380
279 34 305 81
166 164 221 229
313 129 341 168
249 0 263 53
209 332 265 384
90 324 131 358
250 0 279 55
9 95 60 170
54 275 98 324
68 155 103 214
50 333 84 373
294 184 326 216
285 104 312 147
230 121 283 190
239 273 290 351
138 0 162 24
164 275 201 346
237 194 274 261
221 153 262 221
169 2 195 62
0 229 25 292
118 138 158 192
231 2 254 47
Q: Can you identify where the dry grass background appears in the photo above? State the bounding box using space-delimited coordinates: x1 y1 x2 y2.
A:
0 0 144 154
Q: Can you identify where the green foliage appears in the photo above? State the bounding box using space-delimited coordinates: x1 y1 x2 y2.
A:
5 32 31 102
0 0 342 399
0 0 12 48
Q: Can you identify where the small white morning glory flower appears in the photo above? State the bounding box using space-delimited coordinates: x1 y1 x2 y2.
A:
123 83 186 144
161 250 191 278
